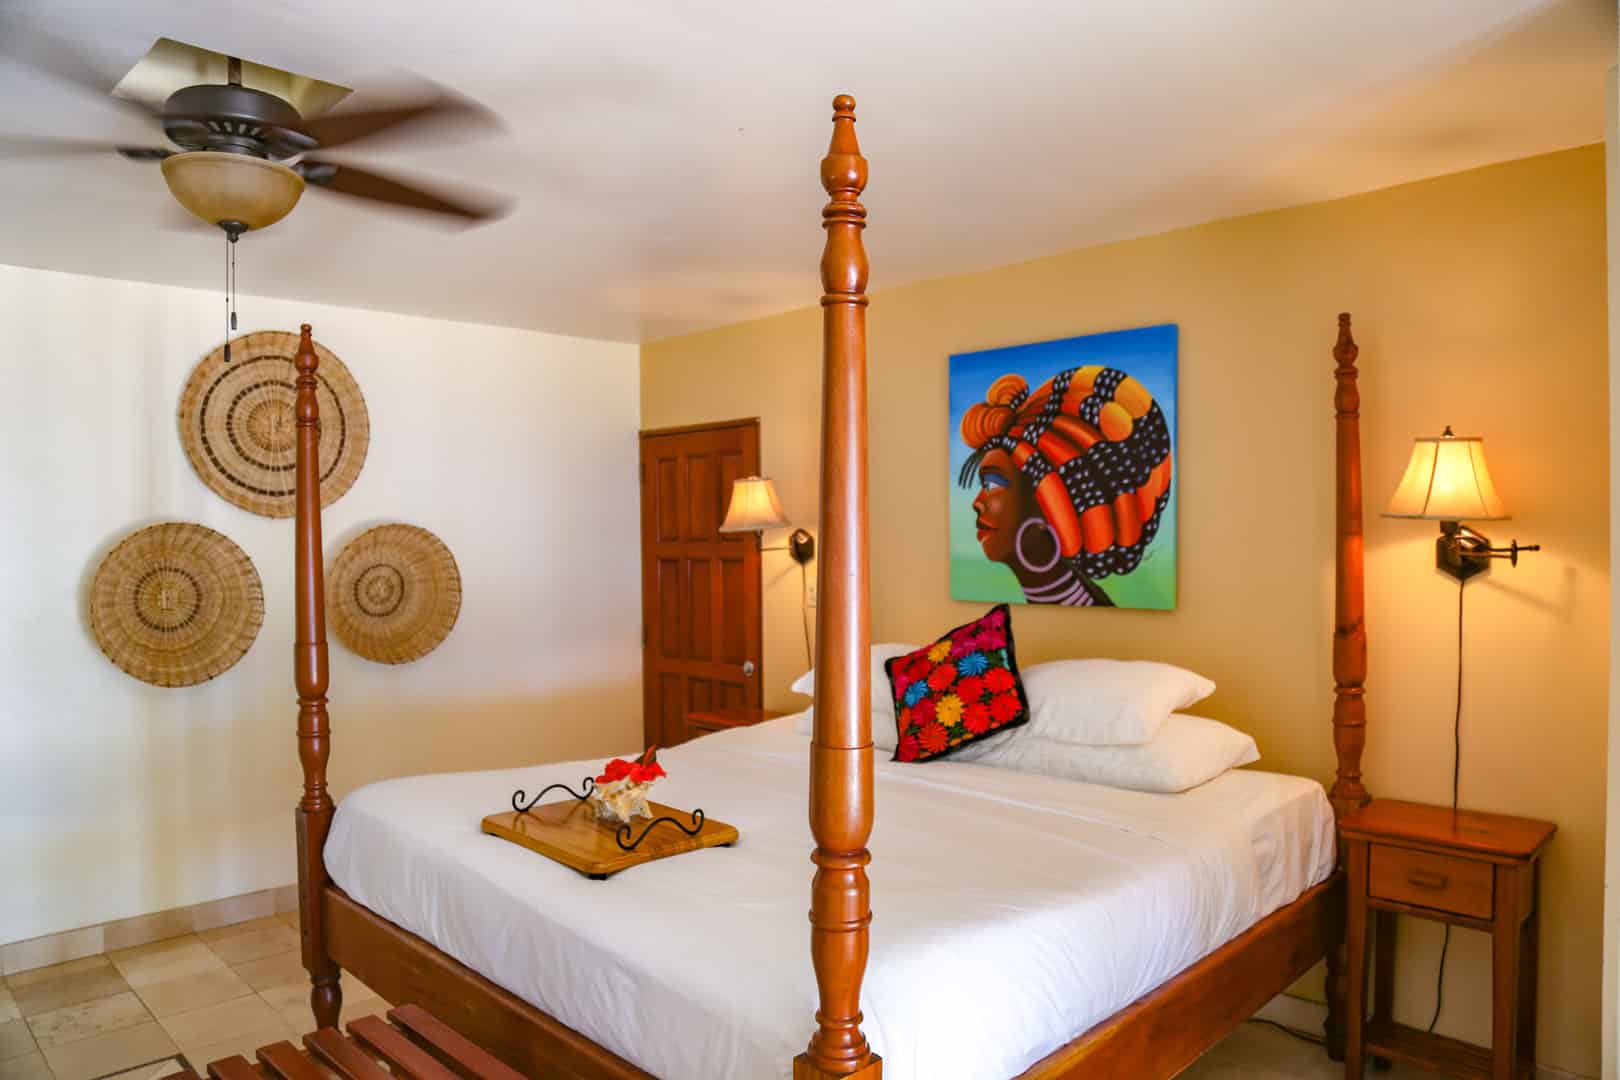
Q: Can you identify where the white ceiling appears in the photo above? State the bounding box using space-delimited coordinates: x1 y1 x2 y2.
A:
0 1 1612 344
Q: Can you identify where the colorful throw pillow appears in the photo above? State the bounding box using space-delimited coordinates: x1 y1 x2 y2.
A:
886 604 1029 763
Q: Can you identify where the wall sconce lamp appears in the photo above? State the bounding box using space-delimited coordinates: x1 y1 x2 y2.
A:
1383 427 1539 581
718 476 815 564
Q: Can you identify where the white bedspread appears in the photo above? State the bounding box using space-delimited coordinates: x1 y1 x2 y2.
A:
325 716 1334 1080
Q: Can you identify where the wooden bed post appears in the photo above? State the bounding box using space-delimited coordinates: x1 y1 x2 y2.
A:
1323 311 1369 1059
796 95 880 1080
1328 312 1370 820
293 324 342 1030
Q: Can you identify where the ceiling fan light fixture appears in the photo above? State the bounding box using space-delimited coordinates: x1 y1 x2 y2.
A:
160 151 305 232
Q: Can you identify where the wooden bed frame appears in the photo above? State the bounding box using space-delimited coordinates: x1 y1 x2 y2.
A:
288 96 1371 1079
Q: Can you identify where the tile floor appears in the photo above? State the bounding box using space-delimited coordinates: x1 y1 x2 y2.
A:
0 916 1437 1080
0 911 383 1080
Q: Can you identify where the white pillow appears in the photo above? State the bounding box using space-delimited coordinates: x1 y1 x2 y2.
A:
789 643 919 708
793 707 899 752
959 714 1258 793
1020 659 1215 746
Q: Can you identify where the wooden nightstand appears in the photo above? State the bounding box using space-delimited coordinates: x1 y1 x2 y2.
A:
1339 799 1555 1080
681 706 785 744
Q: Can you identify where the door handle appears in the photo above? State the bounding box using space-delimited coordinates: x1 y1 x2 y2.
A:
743 660 756 677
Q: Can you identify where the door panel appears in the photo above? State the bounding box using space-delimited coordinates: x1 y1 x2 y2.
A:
640 421 762 748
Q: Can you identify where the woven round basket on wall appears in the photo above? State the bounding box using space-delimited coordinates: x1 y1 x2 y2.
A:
177 330 370 518
328 524 462 664
89 522 265 688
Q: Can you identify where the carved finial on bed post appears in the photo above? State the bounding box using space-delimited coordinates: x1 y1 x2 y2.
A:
796 94 881 1080
292 323 342 1029
1329 313 1369 820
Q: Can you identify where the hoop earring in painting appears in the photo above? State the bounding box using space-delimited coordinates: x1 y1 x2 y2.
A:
1014 518 1061 574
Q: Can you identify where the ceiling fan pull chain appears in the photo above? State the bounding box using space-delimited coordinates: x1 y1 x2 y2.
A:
222 230 232 362
229 232 238 332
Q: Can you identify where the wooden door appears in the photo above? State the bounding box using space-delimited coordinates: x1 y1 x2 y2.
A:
639 420 763 747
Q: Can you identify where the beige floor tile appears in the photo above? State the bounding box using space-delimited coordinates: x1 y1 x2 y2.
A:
40 1020 176 1080
264 980 381 1037
229 951 305 993
201 927 300 967
25 989 150 1050
0 1021 36 1062
0 1051 50 1080
0 990 16 1025
178 1023 297 1073
134 967 252 1019
4 956 110 991
100 1057 188 1080
7 964 130 1019
157 995 283 1054
110 938 227 989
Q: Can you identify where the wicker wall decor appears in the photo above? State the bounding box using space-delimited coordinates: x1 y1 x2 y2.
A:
328 524 462 664
90 522 265 688
178 330 370 518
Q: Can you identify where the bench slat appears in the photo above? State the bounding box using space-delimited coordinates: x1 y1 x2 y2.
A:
388 1005 527 1080
208 1055 267 1080
304 1028 393 1080
347 1016 458 1080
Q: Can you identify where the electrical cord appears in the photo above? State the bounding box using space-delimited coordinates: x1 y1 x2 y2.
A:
1244 1018 1325 1047
1427 577 1465 1034
798 559 813 667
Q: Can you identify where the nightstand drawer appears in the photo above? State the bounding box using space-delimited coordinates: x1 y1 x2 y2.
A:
1369 844 1493 919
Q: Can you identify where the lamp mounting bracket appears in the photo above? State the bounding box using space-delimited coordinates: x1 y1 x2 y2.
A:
1437 521 1541 582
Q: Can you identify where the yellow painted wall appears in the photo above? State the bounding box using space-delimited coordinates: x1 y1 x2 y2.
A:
642 145 1609 1076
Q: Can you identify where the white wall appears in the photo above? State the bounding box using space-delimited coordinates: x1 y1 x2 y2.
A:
0 263 643 944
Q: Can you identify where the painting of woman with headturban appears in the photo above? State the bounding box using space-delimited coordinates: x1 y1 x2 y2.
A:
949 324 1177 609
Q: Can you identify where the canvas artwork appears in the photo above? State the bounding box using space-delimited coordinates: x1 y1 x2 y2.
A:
949 323 1178 610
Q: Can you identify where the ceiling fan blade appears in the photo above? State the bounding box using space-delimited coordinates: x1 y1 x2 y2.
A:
297 92 496 151
0 135 166 159
0 17 160 120
298 160 509 223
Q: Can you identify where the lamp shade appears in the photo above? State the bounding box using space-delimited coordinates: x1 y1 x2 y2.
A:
161 151 305 231
719 476 789 532
1384 430 1509 521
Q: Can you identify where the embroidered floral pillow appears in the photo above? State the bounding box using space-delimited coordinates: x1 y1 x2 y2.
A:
885 604 1029 763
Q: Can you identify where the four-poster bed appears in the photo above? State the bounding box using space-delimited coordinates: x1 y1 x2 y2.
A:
289 97 1369 1078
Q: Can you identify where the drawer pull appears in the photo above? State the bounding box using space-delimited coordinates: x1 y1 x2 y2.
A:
1407 870 1449 890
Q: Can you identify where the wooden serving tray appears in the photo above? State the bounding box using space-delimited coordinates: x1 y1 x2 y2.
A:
481 798 738 879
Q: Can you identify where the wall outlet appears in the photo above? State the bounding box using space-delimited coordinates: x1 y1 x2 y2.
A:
806 579 817 608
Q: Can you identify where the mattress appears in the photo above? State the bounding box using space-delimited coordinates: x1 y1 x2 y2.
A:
325 714 1335 1080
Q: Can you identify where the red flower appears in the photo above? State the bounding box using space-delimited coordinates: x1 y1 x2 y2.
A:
629 762 666 784
896 734 920 762
891 666 915 692
955 674 986 705
983 667 1016 693
906 655 932 681
919 722 949 755
927 663 958 692
963 700 994 734
987 692 1021 724
595 758 634 784
909 696 937 730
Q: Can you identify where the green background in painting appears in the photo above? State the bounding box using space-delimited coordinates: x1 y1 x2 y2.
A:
947 324 1178 610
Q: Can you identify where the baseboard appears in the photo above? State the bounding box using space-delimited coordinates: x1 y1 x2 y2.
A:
1 883 298 975
1255 993 1591 1080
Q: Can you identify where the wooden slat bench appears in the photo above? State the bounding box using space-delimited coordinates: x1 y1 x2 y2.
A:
161 1004 529 1080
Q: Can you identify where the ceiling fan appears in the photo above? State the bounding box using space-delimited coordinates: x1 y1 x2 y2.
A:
0 34 509 238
